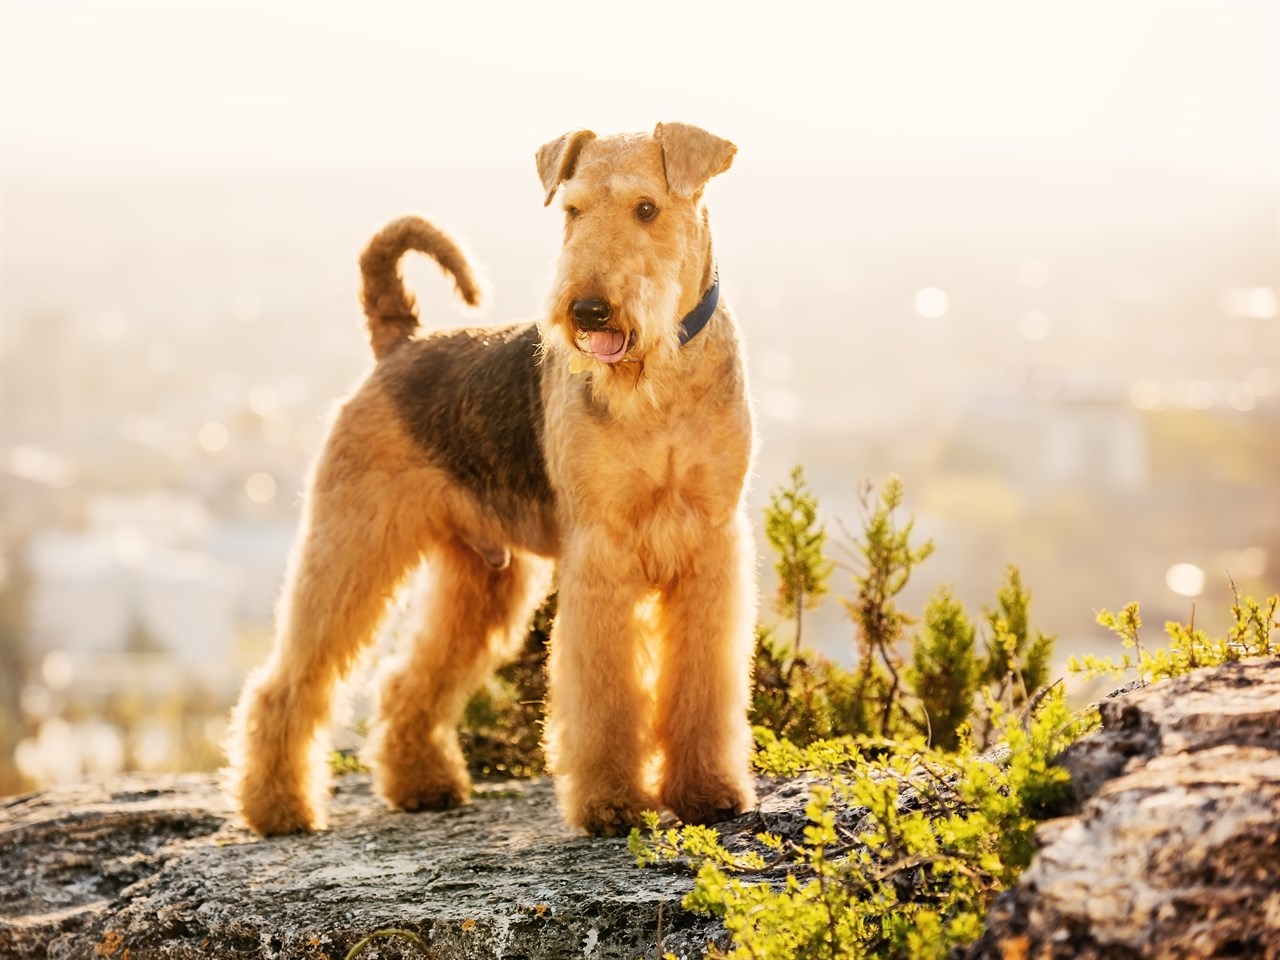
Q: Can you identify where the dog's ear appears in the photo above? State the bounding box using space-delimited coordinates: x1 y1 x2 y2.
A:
655 122 737 199
536 130 597 207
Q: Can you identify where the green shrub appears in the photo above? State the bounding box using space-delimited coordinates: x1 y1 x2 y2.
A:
981 566 1054 705
764 465 835 643
752 473 1055 751
906 588 978 752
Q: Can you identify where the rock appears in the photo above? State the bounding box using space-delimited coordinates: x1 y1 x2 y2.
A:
967 656 1280 960
0 775 737 959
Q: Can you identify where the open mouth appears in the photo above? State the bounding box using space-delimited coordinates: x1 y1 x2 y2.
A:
578 329 633 364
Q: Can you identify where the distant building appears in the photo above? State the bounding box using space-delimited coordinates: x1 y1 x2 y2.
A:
25 529 242 669
202 519 295 626
1041 401 1147 494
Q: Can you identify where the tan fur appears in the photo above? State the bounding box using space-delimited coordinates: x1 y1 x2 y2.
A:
225 123 757 837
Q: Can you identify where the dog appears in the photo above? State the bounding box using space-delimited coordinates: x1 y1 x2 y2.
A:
225 122 758 837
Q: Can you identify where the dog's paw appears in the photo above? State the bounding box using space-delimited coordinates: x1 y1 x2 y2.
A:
577 799 647 837
663 779 757 827
239 790 321 836
392 784 471 813
379 770 472 814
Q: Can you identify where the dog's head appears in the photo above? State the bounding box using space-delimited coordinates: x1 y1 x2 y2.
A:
536 123 735 375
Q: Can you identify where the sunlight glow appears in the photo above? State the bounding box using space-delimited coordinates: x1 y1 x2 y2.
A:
1186 381 1215 411
5 4 1273 181
1220 287 1279 320
245 472 277 504
1165 563 1206 598
247 386 280 417
914 288 950 320
1228 383 1257 412
1130 381 1161 410
41 652 73 691
197 421 228 452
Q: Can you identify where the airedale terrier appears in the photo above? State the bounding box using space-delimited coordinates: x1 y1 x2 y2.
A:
225 122 758 837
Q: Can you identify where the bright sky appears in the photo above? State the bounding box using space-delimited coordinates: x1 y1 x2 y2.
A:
2 1 1277 181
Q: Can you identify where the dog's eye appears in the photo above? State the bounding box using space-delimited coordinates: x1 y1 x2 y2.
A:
565 205 580 219
635 201 659 222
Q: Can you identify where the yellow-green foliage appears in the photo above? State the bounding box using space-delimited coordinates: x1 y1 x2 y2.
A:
328 750 367 776
906 589 978 752
751 626 869 746
631 693 1090 960
843 477 936 740
765 465 835 626
982 567 1054 703
1070 588 1278 683
752 474 1056 752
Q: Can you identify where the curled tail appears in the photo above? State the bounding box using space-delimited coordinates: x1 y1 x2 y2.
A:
359 215 482 359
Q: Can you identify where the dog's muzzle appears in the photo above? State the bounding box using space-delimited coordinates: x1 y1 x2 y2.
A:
571 299 613 331
570 298 634 364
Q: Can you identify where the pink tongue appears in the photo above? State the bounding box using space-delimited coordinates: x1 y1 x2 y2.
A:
588 330 627 362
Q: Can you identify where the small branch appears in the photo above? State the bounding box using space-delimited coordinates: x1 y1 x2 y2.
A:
879 639 901 737
345 929 431 960
1020 678 1063 733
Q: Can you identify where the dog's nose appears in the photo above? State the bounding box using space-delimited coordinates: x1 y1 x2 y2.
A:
572 299 612 330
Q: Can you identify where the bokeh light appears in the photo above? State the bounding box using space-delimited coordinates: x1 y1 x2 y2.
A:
1130 381 1161 410
913 287 950 320
198 421 229 452
245 472 277 503
1165 563 1206 598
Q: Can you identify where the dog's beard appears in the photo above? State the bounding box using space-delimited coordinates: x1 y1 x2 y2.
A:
624 273 682 363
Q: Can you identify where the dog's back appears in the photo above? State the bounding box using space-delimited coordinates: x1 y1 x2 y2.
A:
376 324 553 526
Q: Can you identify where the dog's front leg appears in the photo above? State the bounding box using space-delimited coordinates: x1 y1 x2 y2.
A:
654 511 758 825
545 532 656 836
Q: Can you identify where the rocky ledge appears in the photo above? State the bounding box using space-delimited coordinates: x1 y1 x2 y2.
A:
2 657 1276 960
969 656 1279 960
0 773 732 960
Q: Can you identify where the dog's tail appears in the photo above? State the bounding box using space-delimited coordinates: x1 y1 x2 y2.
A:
359 215 482 359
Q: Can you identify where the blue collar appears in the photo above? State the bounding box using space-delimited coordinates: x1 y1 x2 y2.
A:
678 275 719 346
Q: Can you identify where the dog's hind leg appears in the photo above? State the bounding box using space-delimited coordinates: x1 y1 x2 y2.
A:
654 513 758 825
367 539 552 813
224 393 430 836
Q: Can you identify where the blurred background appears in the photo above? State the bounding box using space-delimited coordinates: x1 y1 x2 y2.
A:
1 1 1276 794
